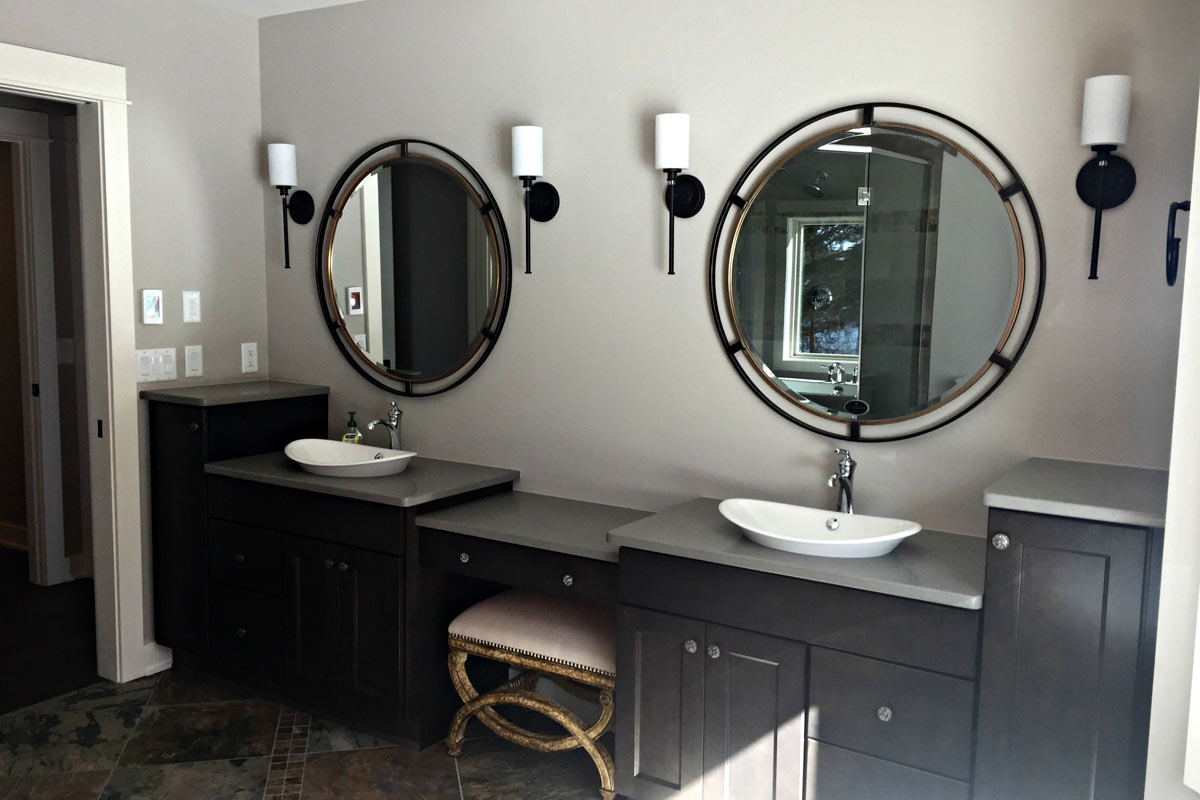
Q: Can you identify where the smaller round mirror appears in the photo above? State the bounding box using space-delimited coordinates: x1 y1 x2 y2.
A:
317 140 512 395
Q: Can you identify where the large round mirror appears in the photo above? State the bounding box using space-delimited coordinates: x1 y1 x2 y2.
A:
710 104 1044 441
316 139 511 395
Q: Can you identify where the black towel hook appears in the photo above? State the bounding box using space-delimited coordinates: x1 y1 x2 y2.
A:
1167 200 1190 286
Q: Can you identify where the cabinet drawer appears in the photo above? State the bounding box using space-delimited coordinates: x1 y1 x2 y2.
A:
209 519 282 596
420 529 617 606
806 740 969 800
210 584 282 677
808 647 975 780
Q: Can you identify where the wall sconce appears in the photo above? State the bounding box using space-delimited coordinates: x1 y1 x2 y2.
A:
267 143 315 270
655 113 705 275
512 126 560 274
1076 75 1135 280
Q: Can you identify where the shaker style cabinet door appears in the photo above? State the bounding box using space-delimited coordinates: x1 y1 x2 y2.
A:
974 509 1151 800
282 534 342 706
616 606 707 800
337 544 403 722
702 625 807 800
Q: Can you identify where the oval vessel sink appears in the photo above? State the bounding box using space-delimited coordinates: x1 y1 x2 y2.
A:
718 498 921 558
284 438 416 478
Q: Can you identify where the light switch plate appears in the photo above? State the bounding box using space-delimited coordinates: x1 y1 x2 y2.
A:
182 291 201 323
241 342 258 373
137 347 179 382
185 345 203 377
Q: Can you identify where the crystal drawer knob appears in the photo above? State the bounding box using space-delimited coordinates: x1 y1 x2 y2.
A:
707 645 721 659
338 562 349 572
189 422 200 432
562 574 574 587
323 559 334 569
236 628 247 639
876 705 893 723
991 533 1011 551
684 639 698 654
233 553 246 564
459 552 470 564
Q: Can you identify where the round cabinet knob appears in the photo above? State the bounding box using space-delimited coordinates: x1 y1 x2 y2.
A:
707 644 721 659
338 562 349 572
236 627 247 639
991 532 1011 551
233 553 246 564
562 574 574 587
683 639 698 654
459 552 470 564
189 422 200 432
876 706 893 723
323 559 334 569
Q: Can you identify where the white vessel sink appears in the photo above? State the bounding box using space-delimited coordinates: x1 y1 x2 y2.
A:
284 438 416 478
718 498 921 558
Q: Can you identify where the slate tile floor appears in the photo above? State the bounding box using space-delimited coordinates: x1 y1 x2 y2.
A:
0 669 604 799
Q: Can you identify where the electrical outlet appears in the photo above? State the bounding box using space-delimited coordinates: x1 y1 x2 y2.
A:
185 345 203 377
241 342 258 373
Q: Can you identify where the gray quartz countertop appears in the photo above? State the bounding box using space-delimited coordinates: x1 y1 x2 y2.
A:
205 451 518 508
608 498 985 609
984 457 1168 528
140 379 329 407
416 491 651 563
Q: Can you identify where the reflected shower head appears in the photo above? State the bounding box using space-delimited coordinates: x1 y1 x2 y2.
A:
803 169 829 199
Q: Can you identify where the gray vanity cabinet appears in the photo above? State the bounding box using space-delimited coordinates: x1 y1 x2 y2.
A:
615 607 808 800
616 606 706 800
974 509 1160 800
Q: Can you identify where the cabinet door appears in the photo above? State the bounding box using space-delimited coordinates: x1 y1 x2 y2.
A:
974 510 1150 800
282 534 341 704
337 544 403 723
148 402 208 655
616 606 707 800
702 625 807 800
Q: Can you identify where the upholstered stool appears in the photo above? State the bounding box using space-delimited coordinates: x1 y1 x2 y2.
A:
445 589 616 800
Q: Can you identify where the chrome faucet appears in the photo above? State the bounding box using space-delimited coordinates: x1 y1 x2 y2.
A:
826 448 856 514
367 402 403 450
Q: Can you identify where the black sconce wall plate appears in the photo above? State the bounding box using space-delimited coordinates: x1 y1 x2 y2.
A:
528 181 560 222
1075 145 1136 280
287 190 315 224
663 173 705 218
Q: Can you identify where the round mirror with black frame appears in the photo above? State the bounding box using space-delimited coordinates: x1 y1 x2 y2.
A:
709 103 1045 442
316 139 512 396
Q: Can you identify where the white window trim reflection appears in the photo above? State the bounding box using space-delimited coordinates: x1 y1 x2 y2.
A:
781 214 865 371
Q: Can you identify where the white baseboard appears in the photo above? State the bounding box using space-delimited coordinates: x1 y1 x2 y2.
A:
0 521 28 551
141 643 173 678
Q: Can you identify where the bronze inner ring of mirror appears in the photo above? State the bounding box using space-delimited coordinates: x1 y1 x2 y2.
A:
315 139 512 396
710 103 1045 442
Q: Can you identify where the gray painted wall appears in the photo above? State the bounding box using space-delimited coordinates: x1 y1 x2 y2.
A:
260 0 1199 537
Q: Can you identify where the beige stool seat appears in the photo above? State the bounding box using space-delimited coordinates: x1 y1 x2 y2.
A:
446 590 616 800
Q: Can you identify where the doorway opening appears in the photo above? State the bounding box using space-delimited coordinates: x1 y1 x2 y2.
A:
0 94 98 712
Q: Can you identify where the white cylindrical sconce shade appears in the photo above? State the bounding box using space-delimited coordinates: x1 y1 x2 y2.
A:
267 143 298 187
512 126 544 178
655 113 690 170
1081 75 1132 147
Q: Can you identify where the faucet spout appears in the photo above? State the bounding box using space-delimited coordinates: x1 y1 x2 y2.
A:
828 448 856 514
367 402 403 450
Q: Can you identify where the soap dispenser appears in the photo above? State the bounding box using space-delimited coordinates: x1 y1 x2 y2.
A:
341 411 363 444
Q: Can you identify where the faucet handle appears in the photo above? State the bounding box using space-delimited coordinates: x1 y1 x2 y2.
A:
826 473 839 488
387 401 402 424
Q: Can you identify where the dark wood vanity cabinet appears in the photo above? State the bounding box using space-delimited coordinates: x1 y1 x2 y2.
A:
282 536 403 725
973 509 1162 800
146 392 327 657
616 549 980 800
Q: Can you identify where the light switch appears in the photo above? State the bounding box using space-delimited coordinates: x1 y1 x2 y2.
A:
137 350 153 382
185 345 203 377
241 342 258 373
182 291 201 323
162 348 177 380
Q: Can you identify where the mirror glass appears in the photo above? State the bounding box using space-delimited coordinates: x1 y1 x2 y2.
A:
730 124 1021 423
325 154 502 385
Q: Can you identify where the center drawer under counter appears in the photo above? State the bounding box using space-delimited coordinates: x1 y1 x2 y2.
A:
419 528 617 606
807 646 976 781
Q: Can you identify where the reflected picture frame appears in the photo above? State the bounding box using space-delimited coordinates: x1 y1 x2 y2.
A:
346 286 363 315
